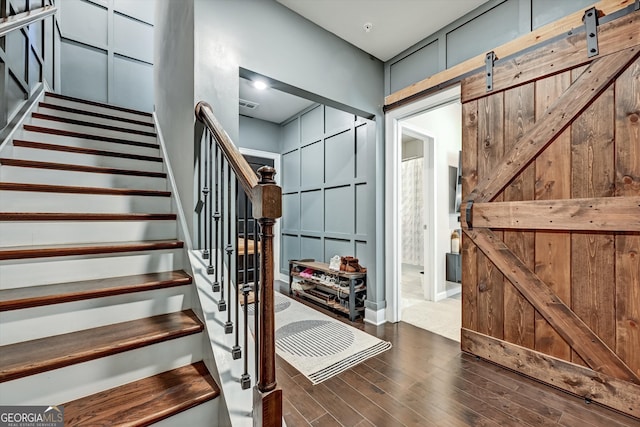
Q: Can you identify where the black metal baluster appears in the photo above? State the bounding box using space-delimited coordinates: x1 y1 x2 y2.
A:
232 178 242 360
241 281 251 390
211 144 227 300
217 158 226 310
238 190 250 385
206 134 214 276
201 132 210 260
253 217 260 380
225 163 234 334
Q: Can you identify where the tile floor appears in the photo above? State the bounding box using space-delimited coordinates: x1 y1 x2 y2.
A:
400 263 462 342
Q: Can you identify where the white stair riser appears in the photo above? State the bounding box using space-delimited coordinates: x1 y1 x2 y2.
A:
38 106 155 133
0 286 193 345
0 191 172 213
10 146 164 172
43 95 154 125
16 130 160 157
0 165 168 191
0 249 184 288
151 399 220 427
0 220 178 247
0 333 203 405
29 117 157 145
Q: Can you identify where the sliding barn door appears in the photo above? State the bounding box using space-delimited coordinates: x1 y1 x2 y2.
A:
460 8 640 417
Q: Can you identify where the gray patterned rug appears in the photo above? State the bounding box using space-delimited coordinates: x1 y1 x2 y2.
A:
251 293 391 385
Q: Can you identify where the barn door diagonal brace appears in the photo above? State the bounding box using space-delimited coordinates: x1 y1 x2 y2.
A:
466 46 640 205
464 227 640 384
485 51 497 92
583 7 600 57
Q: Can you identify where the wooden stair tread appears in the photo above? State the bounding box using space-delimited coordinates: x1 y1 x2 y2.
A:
32 112 157 138
0 270 192 311
13 140 163 162
0 310 203 382
45 92 153 118
0 212 177 221
23 125 158 150
63 362 219 427
0 158 167 178
0 239 184 261
0 182 171 197
39 102 156 128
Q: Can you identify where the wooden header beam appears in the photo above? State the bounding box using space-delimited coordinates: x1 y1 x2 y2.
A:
384 0 634 109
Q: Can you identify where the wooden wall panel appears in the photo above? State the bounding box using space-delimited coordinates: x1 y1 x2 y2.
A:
533 72 572 361
502 84 535 348
570 65 616 366
476 93 504 339
461 100 478 332
615 57 640 377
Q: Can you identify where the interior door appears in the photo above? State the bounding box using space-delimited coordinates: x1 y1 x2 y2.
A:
460 9 640 417
237 155 274 284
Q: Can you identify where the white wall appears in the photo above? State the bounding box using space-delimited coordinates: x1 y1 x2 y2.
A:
407 102 461 298
153 0 195 238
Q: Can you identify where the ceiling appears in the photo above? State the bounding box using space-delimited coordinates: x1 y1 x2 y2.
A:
240 1 488 124
276 0 488 62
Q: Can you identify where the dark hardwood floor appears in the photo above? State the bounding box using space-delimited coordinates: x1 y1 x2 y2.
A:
274 285 640 427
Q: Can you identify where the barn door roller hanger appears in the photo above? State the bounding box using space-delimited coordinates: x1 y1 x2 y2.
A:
582 7 600 58
484 51 497 92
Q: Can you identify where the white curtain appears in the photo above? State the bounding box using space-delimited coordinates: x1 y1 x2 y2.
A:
401 158 424 266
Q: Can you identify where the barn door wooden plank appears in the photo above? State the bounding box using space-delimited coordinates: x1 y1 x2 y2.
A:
534 72 572 361
461 328 640 416
471 196 640 231
502 84 535 348
461 100 479 332
571 65 616 366
461 8 640 102
477 93 504 339
463 227 640 384
615 57 640 378
467 46 640 205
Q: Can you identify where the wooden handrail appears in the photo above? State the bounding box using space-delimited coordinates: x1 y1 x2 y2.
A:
0 5 57 37
195 101 282 426
195 102 259 201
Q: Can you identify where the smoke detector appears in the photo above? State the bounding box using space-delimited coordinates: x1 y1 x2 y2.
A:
363 22 373 32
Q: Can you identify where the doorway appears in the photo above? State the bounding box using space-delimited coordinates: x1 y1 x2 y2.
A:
238 148 281 281
385 85 462 341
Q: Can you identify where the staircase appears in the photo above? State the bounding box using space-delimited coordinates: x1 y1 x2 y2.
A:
0 93 221 425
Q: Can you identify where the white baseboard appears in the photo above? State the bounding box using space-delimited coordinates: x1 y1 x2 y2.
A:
435 284 462 302
364 307 386 325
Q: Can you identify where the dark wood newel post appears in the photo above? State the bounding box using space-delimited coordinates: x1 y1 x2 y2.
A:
253 166 282 427
258 217 276 390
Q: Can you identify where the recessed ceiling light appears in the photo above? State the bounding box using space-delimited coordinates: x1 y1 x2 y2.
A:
253 81 268 90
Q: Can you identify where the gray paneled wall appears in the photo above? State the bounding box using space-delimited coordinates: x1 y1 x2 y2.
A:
386 0 597 95
58 0 154 111
281 104 376 297
1 0 58 129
